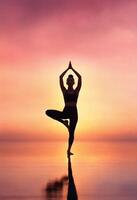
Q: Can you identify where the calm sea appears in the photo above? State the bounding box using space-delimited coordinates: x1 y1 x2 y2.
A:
0 141 137 200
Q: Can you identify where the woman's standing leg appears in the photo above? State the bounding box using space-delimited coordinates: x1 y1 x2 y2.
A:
67 115 78 155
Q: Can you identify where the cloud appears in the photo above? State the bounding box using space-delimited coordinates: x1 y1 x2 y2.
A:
0 0 137 65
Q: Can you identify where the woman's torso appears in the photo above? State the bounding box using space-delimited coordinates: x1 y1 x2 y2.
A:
63 89 78 117
63 89 78 107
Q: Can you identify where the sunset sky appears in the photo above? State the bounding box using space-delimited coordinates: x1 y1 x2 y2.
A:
0 0 137 141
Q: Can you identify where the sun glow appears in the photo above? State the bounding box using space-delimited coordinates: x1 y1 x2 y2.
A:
0 0 137 141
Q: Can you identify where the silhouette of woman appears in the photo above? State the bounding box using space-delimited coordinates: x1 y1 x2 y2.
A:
46 62 82 155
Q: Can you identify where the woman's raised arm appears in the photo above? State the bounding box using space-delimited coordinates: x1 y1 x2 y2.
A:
59 67 69 93
70 63 82 92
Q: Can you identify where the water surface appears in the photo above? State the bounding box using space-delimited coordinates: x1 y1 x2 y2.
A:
0 141 137 200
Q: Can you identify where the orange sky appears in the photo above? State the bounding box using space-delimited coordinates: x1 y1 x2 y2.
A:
0 0 137 141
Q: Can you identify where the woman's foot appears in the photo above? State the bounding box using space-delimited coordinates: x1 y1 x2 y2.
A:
63 120 69 129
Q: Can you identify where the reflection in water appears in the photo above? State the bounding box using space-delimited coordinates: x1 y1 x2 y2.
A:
45 175 68 199
45 156 78 200
67 156 78 200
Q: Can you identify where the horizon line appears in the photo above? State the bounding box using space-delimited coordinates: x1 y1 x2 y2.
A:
0 138 137 142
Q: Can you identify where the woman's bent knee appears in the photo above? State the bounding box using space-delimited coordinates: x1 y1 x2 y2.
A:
45 109 51 116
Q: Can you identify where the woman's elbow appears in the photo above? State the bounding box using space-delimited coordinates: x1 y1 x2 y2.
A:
79 75 82 80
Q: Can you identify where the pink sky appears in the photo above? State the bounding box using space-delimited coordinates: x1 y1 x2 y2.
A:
0 0 137 141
